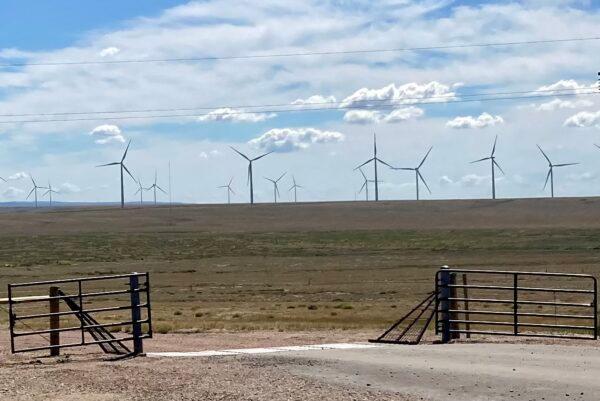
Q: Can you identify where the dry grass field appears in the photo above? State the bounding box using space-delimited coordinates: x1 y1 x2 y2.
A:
1 197 600 334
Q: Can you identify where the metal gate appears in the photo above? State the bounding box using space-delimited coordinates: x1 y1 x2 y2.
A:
6 272 152 357
435 268 597 342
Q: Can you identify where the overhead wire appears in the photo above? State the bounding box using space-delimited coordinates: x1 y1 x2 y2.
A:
0 90 597 125
1 36 599 67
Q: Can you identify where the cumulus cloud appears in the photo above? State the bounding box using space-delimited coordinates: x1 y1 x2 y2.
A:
58 182 81 194
292 95 336 106
536 79 594 95
99 47 120 57
90 125 126 144
340 81 456 108
459 174 489 187
2 186 24 199
249 127 344 152
439 176 454 185
567 172 596 181
563 110 600 128
535 98 594 112
197 108 276 123
343 107 423 124
7 171 28 181
446 113 504 129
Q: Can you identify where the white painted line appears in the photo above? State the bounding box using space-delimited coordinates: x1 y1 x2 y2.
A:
146 342 380 358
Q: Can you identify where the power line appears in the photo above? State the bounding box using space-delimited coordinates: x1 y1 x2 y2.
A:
0 87 593 118
1 36 599 68
0 90 597 125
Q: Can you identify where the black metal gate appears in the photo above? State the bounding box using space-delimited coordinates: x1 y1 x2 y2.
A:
6 272 152 357
435 268 597 342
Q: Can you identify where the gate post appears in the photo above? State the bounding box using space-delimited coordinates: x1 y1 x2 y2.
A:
439 267 452 343
49 286 60 356
129 274 143 355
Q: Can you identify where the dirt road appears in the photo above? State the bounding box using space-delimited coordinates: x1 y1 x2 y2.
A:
271 342 599 400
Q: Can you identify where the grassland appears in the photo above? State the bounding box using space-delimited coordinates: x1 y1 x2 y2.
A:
1 198 600 334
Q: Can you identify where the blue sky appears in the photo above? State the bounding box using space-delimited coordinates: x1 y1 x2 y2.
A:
0 1 599 204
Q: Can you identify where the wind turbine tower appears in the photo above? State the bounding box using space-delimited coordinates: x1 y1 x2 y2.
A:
134 177 144 206
355 133 391 201
96 140 135 208
264 172 286 203
391 146 433 200
289 175 303 203
537 145 578 198
26 175 47 208
230 147 272 204
218 177 235 204
145 169 167 205
471 136 504 199
43 181 58 207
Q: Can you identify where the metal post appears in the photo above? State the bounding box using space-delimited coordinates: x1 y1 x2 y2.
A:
439 267 451 343
129 274 143 354
593 278 598 340
8 284 15 354
513 274 518 336
462 274 471 339
78 281 85 345
49 286 60 356
449 273 459 339
145 272 153 338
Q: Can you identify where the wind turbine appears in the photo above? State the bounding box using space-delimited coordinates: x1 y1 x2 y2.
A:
134 177 144 206
357 167 370 201
0 176 5 183
537 145 578 198
264 172 286 203
218 177 235 204
42 181 58 207
471 136 504 199
145 169 167 205
96 140 135 208
289 176 303 203
230 147 273 204
354 133 391 201
26 175 47 208
391 146 433 200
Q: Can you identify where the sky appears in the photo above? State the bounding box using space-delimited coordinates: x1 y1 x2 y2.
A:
0 0 599 204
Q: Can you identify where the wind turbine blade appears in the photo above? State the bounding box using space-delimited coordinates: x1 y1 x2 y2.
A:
157 185 167 194
42 190 50 196
228 176 234 186
134 188 141 195
252 151 274 161
543 169 551 190
122 164 136 182
359 167 367 180
96 162 120 167
418 171 432 194
491 135 498 156
376 158 393 168
470 157 491 164
26 188 35 200
276 184 280 197
276 172 286 182
391 167 415 171
354 158 374 170
418 146 433 168
121 139 132 162
0 176 5 182
373 132 377 156
595 144 600 150
264 177 275 183
359 181 367 193
537 145 551 164
229 188 235 195
30 175 36 186
554 163 579 167
154 169 158 185
247 165 251 186
493 160 505 175
230 146 250 161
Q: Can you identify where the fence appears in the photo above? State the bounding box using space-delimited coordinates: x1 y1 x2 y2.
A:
6 272 152 357
435 268 597 343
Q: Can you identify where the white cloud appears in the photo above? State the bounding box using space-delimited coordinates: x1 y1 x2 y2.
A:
567 172 596 181
343 106 423 124
340 82 456 108
99 47 120 57
439 175 454 185
563 110 600 128
58 182 81 194
460 174 490 187
446 113 504 129
7 171 28 181
197 108 276 123
198 149 220 159
536 79 594 95
292 95 336 106
2 186 24 199
535 98 593 112
249 127 344 152
90 125 126 144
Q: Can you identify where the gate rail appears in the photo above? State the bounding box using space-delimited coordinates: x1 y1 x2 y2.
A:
435 269 597 343
7 272 152 356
